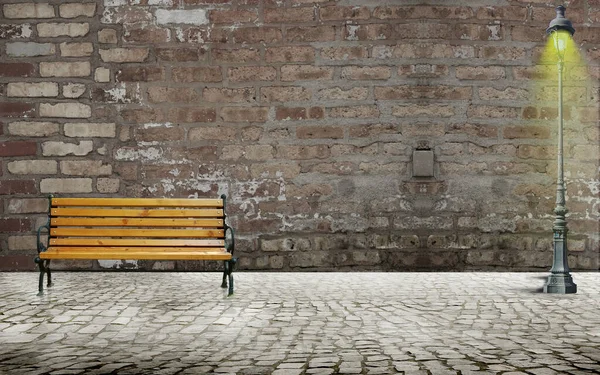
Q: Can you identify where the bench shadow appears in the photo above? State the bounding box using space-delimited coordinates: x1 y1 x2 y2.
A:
516 275 547 293
517 286 545 294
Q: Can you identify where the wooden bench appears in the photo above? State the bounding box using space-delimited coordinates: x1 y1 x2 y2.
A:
35 195 236 296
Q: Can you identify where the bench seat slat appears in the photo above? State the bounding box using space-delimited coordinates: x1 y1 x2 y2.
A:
51 218 224 228
50 238 225 247
52 198 223 208
51 208 224 218
50 228 224 238
41 247 232 260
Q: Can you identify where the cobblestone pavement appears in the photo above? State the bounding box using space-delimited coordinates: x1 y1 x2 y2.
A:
0 272 599 375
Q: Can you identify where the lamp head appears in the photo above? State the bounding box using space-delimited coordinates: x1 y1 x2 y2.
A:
546 5 575 36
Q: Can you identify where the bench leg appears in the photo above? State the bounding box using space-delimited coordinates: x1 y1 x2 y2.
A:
221 261 228 288
46 260 52 287
227 258 237 296
36 258 46 296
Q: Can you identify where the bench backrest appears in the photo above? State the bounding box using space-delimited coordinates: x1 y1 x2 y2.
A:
49 197 227 249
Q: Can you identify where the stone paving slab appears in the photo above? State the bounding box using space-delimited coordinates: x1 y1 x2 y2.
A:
0 272 599 375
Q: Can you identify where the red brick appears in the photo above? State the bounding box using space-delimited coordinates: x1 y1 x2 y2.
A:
148 87 200 103
134 126 186 142
209 9 258 24
120 108 163 123
399 64 449 78
574 28 600 44
265 7 314 22
511 26 544 42
0 63 35 77
0 103 35 117
170 146 218 161
213 48 260 63
512 66 554 81
308 107 324 119
578 107 598 123
455 24 503 41
344 24 394 41
276 107 307 121
92 86 140 104
168 108 216 123
266 46 315 62
503 126 550 139
297 126 343 139
286 26 336 42
590 9 600 24
277 145 330 159
478 46 526 60
281 65 333 81
0 24 31 39
349 124 397 138
261 86 312 102
203 88 255 103
102 6 152 24
178 27 223 43
220 107 268 123
0 180 37 195
320 6 370 21
228 67 277 82
124 26 170 43
231 27 282 43
456 66 505 80
182 0 232 4
189 126 237 142
342 66 390 80
411 6 474 19
446 123 498 138
0 218 31 232
539 107 571 121
397 23 451 39
375 85 471 100
320 46 368 60
172 67 222 83
0 141 37 157
475 6 527 21
329 105 379 118
467 105 519 119
517 145 555 160
141 165 193 180
156 48 203 62
489 162 540 175
116 67 164 82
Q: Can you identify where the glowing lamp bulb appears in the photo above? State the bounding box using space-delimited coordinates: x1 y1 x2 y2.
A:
552 30 569 61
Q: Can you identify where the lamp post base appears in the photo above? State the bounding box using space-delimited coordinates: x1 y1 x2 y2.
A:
543 273 577 294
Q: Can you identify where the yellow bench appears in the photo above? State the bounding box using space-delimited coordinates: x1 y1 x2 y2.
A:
35 195 236 295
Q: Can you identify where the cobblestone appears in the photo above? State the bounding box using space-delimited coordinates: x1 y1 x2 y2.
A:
0 272 599 374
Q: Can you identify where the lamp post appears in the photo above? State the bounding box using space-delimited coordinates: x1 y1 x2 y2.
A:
543 5 577 294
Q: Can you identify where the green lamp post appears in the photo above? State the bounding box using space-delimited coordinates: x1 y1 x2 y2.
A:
543 5 577 294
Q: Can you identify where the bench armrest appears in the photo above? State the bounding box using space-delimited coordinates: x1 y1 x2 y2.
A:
225 226 235 255
36 223 50 253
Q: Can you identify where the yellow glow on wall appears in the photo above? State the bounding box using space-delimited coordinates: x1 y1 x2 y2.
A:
533 30 588 107
539 30 581 66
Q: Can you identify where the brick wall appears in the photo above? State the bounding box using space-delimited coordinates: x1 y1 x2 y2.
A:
1 0 598 271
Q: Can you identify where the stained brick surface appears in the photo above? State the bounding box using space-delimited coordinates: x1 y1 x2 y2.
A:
0 0 598 270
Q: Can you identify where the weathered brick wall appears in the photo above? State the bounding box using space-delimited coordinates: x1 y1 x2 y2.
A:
1 0 598 271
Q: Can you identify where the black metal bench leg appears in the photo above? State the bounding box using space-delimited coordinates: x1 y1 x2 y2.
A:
46 260 52 287
36 258 46 296
227 258 237 296
221 261 228 288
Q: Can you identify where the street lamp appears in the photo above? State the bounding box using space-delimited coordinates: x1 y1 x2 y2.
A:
543 5 577 294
